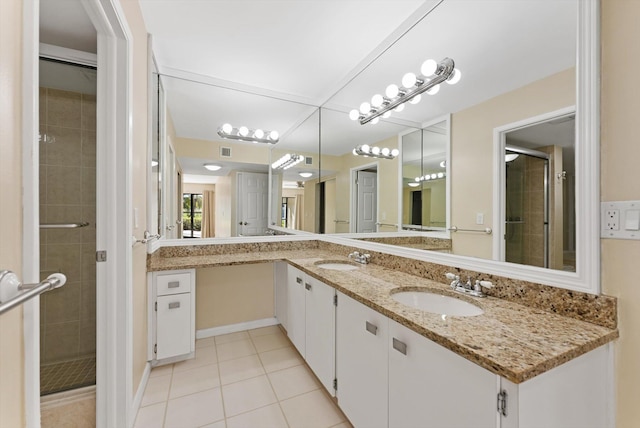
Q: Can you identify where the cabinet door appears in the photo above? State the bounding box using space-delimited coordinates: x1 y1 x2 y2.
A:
156 293 191 360
286 265 306 357
336 292 388 428
388 319 498 428
304 276 336 396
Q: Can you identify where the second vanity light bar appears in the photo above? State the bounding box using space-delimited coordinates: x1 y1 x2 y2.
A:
217 123 280 144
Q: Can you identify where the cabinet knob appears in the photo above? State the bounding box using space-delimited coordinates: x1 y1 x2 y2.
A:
296 277 303 284
305 283 312 291
365 321 378 335
392 338 407 355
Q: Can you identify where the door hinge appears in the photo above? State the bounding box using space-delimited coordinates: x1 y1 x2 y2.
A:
333 378 338 391
497 390 508 417
154 344 157 354
155 302 157 311
333 294 338 306
96 250 107 262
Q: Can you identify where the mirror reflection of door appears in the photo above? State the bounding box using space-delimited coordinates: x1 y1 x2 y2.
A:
355 169 377 233
237 172 268 236
503 113 576 271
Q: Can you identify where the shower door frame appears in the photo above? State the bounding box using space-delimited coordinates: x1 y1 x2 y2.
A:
23 0 133 427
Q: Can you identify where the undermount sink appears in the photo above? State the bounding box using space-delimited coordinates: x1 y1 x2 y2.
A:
315 261 360 271
391 290 483 317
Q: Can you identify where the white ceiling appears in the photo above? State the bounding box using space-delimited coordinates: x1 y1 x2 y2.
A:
39 0 578 180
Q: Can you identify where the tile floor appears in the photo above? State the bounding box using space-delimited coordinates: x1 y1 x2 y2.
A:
135 325 352 428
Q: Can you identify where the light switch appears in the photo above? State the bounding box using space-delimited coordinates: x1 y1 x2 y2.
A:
625 209 640 231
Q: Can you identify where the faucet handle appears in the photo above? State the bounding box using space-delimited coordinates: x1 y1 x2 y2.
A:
445 272 458 281
478 280 493 288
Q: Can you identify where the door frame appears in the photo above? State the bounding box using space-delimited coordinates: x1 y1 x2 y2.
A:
23 0 133 426
349 162 379 233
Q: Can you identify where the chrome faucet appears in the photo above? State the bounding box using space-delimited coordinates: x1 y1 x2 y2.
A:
445 272 493 297
348 251 371 264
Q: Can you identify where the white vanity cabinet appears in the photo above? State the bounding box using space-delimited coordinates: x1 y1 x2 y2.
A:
388 319 497 428
148 269 196 365
285 264 336 396
336 292 388 428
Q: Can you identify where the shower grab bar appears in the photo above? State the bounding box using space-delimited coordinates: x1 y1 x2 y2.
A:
0 270 66 316
448 226 493 234
333 219 350 224
40 222 90 229
376 222 398 228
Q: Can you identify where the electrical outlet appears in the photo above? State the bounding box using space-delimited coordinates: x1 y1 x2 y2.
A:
605 209 619 230
476 213 484 225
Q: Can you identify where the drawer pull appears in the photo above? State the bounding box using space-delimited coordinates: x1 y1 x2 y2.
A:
393 338 407 355
366 321 378 335
296 277 303 284
305 283 312 291
168 302 180 309
168 281 180 289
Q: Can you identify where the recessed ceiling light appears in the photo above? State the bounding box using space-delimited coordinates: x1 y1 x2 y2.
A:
408 182 420 187
299 172 313 178
204 164 222 171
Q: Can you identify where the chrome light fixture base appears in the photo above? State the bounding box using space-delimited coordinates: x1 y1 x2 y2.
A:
217 124 279 144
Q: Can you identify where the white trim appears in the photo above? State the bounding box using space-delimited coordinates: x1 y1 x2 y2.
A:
81 0 133 427
606 342 616 428
196 318 280 339
492 106 576 263
131 362 151 421
22 0 41 425
39 43 97 67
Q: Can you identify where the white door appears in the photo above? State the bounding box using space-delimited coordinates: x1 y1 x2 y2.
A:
237 172 269 236
356 170 377 232
304 276 335 396
336 292 388 428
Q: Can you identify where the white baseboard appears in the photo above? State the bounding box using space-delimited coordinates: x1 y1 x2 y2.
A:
40 385 96 410
196 317 279 339
130 361 151 428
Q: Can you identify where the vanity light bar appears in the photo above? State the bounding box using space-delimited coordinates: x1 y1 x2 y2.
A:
217 123 280 144
350 57 460 125
352 144 399 160
272 153 304 170
415 172 446 182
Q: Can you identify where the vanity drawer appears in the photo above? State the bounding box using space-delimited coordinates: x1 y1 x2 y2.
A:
156 271 192 296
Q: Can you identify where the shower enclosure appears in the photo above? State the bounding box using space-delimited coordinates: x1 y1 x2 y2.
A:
38 58 97 395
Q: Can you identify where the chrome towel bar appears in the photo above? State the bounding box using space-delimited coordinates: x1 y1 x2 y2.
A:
40 222 90 229
448 226 492 234
333 219 350 224
376 222 398 228
0 270 67 315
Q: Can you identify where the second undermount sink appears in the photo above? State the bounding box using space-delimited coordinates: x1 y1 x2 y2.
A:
315 261 360 271
391 290 483 317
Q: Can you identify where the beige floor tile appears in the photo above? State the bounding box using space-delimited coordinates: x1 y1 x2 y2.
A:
226 403 288 428
149 363 173 378
133 402 166 428
251 332 291 353
219 354 265 385
196 337 216 349
329 422 353 428
248 325 282 338
41 396 96 428
140 374 171 407
259 347 304 373
215 331 250 345
267 365 320 401
200 421 226 428
164 388 225 428
280 390 345 428
221 375 278 417
174 345 218 372
217 339 257 362
169 363 220 399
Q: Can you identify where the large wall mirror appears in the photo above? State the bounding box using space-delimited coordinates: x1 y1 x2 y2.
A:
147 0 599 293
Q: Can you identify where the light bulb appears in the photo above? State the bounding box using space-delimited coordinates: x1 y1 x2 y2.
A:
409 94 422 105
394 104 405 112
361 144 370 154
385 84 399 98
382 111 392 119
371 117 379 125
437 172 444 178
447 68 462 85
440 160 446 168
414 177 421 182
352 148 358 156
426 84 440 95
402 72 417 89
381 147 390 156
238 126 249 137
269 130 279 141
221 123 233 134
371 146 381 155
431 173 437 179
349 109 360 121
421 59 438 76
254 129 264 139
371 94 384 108
359 102 371 114
424 175 430 181
391 148 399 157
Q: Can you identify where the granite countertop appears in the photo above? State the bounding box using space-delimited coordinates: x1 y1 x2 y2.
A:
148 249 618 384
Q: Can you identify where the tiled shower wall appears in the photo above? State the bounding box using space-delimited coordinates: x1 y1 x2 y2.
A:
39 87 96 366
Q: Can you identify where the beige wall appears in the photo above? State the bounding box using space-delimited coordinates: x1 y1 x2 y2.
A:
0 0 25 424
601 1 640 426
183 183 215 194
451 68 575 259
119 0 149 397
196 265 274 329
